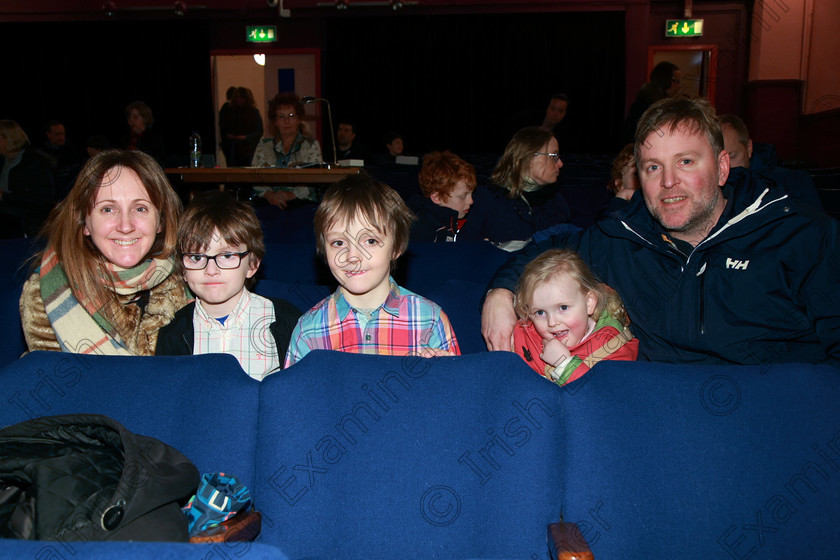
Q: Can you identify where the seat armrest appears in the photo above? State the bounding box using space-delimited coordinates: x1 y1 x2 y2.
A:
189 510 262 544
548 522 594 560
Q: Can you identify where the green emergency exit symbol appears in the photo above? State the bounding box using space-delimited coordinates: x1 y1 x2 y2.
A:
247 26 277 43
665 19 704 37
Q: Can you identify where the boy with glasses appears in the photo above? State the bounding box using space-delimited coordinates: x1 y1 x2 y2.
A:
156 192 300 380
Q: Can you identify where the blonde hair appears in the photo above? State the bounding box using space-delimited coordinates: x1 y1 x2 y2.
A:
514 249 628 325
0 120 30 153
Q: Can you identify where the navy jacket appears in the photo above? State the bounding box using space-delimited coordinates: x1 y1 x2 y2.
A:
409 184 535 244
490 169 840 366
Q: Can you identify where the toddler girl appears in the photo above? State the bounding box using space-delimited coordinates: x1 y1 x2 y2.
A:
513 249 638 386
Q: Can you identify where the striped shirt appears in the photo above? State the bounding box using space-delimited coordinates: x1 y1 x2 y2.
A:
284 279 460 367
194 289 280 381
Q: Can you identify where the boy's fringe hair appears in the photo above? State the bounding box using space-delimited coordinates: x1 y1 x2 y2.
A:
314 173 415 261
178 191 265 289
514 249 629 326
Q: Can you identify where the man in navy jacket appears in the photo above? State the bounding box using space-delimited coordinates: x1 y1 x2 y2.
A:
482 97 840 367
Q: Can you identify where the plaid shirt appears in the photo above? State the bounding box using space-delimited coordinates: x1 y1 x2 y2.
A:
284 279 460 367
194 289 280 381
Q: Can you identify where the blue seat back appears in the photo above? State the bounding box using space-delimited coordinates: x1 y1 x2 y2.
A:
253 350 565 559
0 352 262 489
558 360 840 558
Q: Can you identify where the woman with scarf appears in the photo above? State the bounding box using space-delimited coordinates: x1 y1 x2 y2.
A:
19 149 189 355
250 92 322 209
490 127 572 236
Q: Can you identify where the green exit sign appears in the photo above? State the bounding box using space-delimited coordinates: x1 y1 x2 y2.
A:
247 26 277 43
665 19 704 37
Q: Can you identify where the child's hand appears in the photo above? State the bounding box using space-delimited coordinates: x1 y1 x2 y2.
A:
419 347 457 358
540 338 570 367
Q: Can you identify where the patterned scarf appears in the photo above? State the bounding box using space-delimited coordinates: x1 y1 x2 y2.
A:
39 247 175 355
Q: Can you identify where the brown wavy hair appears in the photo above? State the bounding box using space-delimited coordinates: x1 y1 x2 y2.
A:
35 149 182 311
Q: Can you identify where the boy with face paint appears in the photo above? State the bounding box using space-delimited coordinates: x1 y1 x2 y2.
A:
284 175 460 367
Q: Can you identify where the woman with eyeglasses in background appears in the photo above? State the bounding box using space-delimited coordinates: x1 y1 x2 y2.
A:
490 126 571 239
250 92 322 209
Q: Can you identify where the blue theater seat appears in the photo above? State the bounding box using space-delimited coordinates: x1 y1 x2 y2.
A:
1 350 838 557
253 350 564 559
0 352 262 490
557 360 840 559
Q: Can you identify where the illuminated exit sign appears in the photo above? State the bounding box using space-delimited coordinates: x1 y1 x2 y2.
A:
247 26 277 43
665 19 704 37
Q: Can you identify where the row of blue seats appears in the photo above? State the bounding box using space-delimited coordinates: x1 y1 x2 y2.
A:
1 349 837 558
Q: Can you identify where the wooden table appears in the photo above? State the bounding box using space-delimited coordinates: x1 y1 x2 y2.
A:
164 167 361 185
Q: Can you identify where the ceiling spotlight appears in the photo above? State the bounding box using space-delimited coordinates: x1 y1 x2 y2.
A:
102 1 116 16
173 1 187 16
335 0 348 10
389 0 403 9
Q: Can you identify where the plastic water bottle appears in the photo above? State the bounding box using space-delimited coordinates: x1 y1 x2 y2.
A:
189 132 202 168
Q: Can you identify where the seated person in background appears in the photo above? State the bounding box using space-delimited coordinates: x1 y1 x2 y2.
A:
540 93 571 154
36 120 83 199
602 143 640 215
719 114 823 210
0 119 54 237
156 192 301 381
491 126 572 236
540 93 568 133
122 101 165 163
285 174 460 366
513 249 638 386
482 97 840 367
409 151 536 245
410 150 476 242
608 143 639 201
384 131 404 157
335 120 367 161
251 93 322 209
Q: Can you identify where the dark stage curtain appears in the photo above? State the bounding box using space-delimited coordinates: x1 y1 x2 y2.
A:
0 20 215 168
323 11 626 156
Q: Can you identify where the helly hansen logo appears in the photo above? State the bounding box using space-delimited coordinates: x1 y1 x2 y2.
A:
726 258 750 270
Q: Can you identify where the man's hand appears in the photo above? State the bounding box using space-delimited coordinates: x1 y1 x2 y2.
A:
481 288 517 352
540 338 570 367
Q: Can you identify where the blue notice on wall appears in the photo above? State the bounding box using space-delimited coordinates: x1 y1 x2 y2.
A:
277 68 295 93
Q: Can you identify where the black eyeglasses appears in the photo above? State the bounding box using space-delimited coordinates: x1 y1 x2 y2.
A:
182 251 250 270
